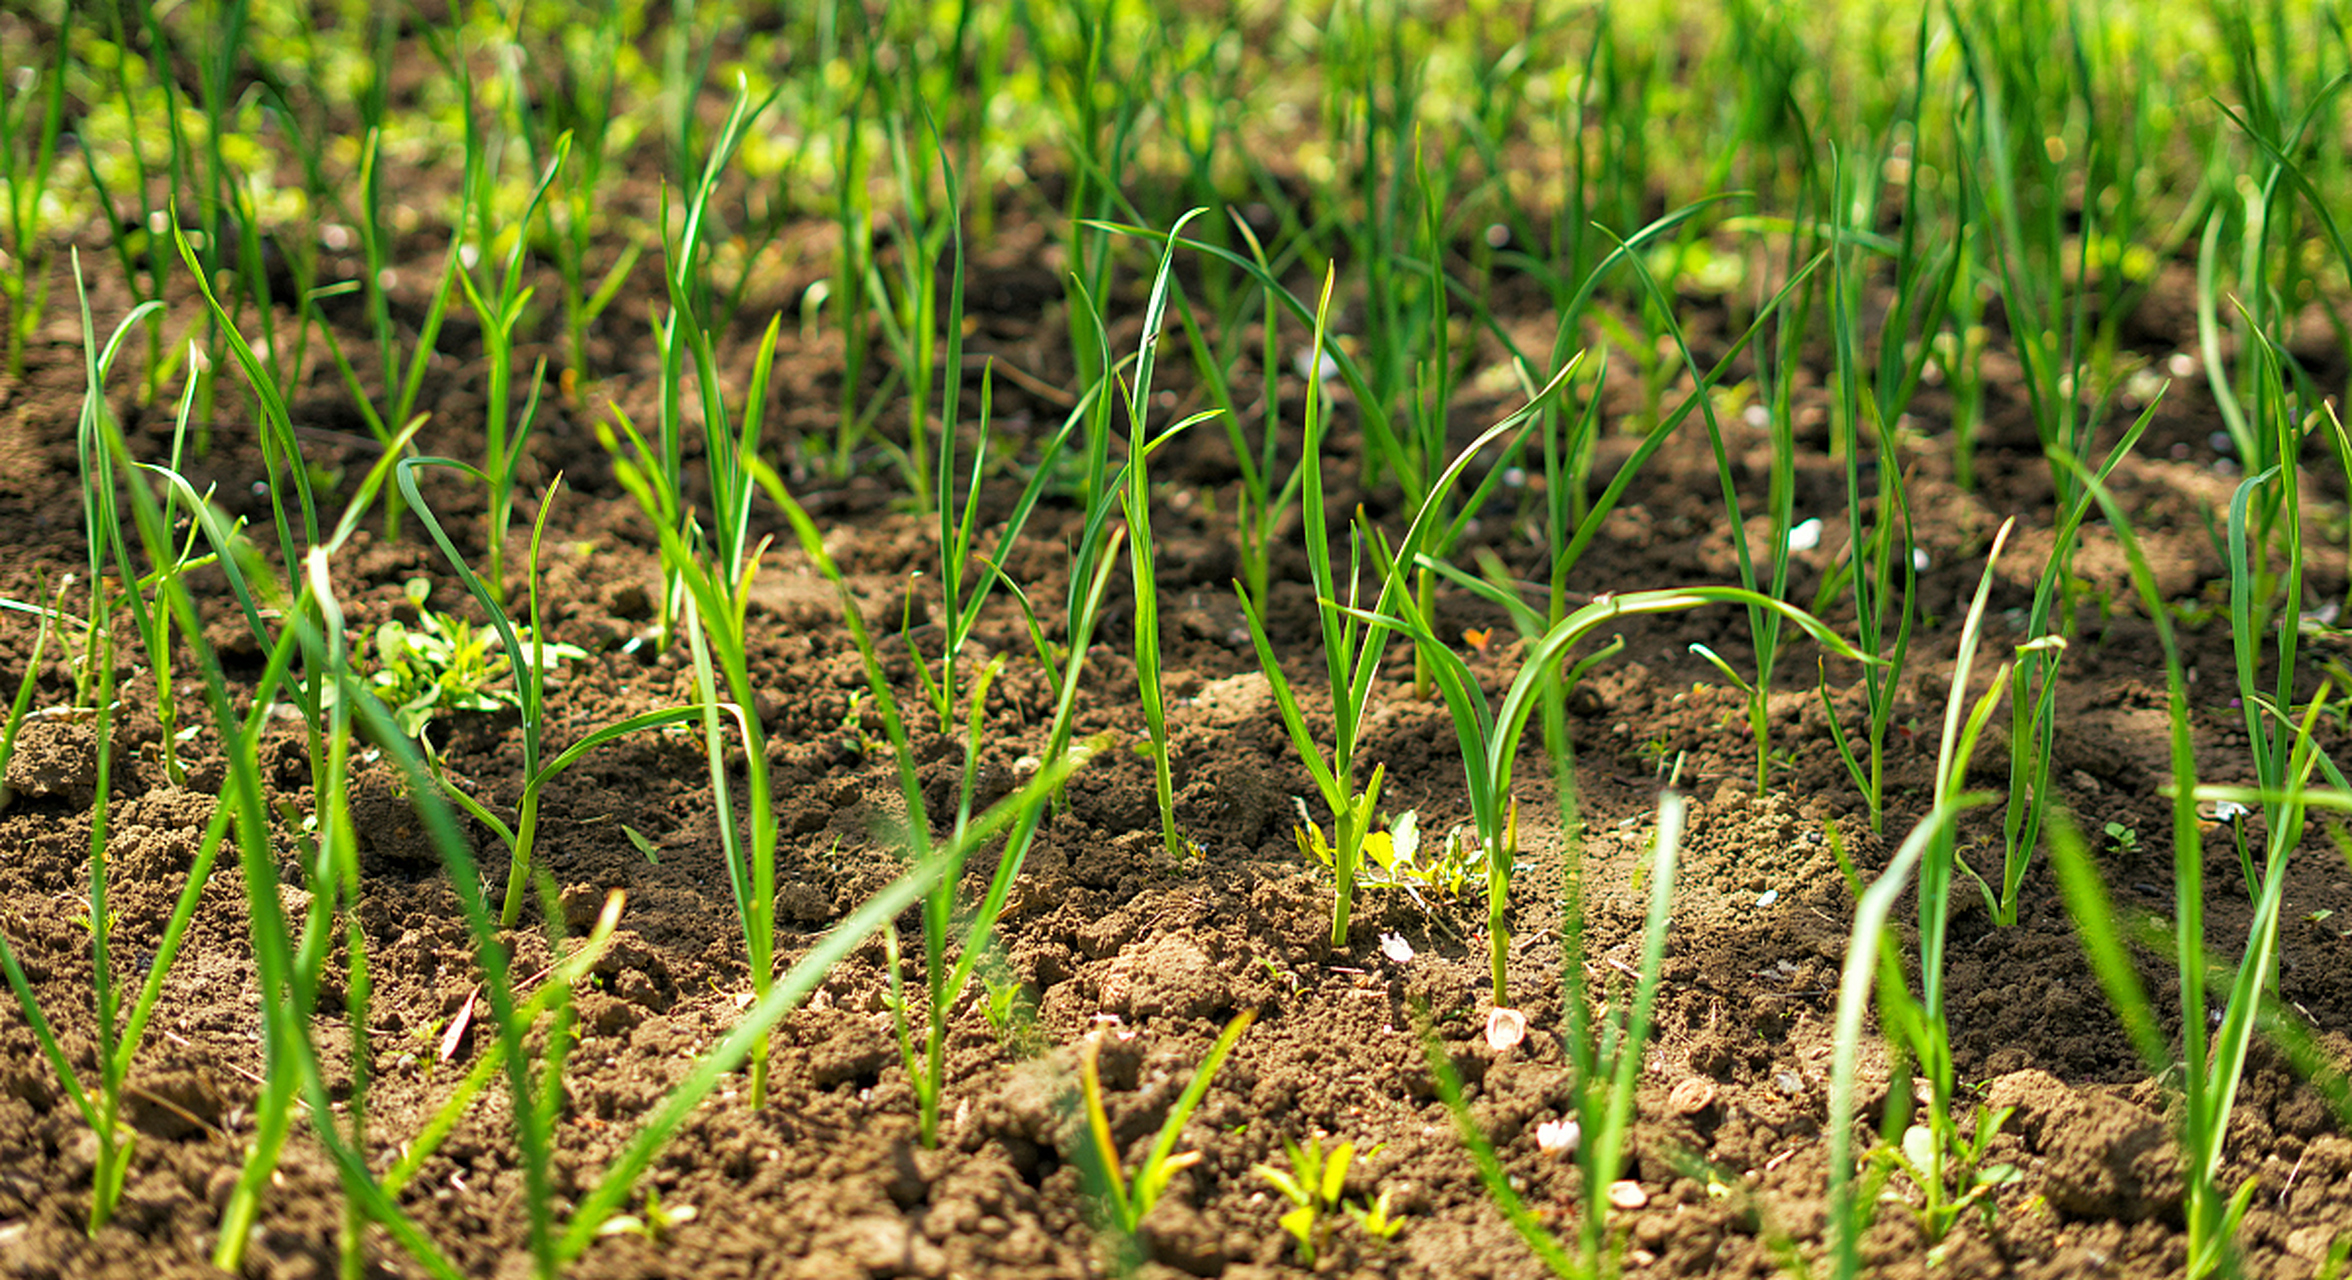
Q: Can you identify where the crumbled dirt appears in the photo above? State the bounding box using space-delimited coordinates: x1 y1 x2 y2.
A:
5 70 2352 1280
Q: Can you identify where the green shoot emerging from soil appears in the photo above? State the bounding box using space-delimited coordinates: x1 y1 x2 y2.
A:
12 3 2352 1277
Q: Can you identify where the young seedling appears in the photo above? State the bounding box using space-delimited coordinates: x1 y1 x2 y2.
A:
1609 224 1826 796
1234 267 1382 944
1813 74 1957 832
1361 559 1871 1005
347 662 1104 1280
398 467 706 930
0 290 173 1231
594 1189 697 1244
600 422 789 1106
586 76 788 1104
1825 521 2042 1276
80 248 470 1276
14 272 420 1244
1077 1010 1256 1239
0 582 149 1234
1878 1103 2021 1241
899 143 1087 742
1255 1133 1399 1264
776 460 1125 1147
635 77 780 651
1238 268 1577 946
0 15 67 378
447 119 567 607
1996 401 2157 922
1347 1188 1407 1245
2217 318 2325 891
1296 802 1474 901
1121 207 1224 860
1423 789 1688 1279
324 121 466 501
2044 450 2334 1280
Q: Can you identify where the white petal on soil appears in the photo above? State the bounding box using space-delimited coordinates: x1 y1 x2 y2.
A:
1379 932 1415 964
1787 518 1823 552
1485 1006 1527 1052
1756 889 1779 908
1913 547 1932 571
1536 1118 1580 1155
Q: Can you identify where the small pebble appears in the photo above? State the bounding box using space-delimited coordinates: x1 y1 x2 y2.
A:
1608 1180 1648 1210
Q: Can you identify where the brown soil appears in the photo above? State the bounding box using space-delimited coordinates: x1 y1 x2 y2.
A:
5 94 2352 1280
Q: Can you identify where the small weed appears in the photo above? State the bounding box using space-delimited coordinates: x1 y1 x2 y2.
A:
976 957 1043 1058
1379 817 1484 901
837 689 883 756
1637 731 1673 775
1878 1104 2021 1242
1346 1187 1407 1243
366 578 584 740
66 907 118 937
619 825 662 865
595 1188 697 1243
1255 1133 1403 1264
1297 805 1484 901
